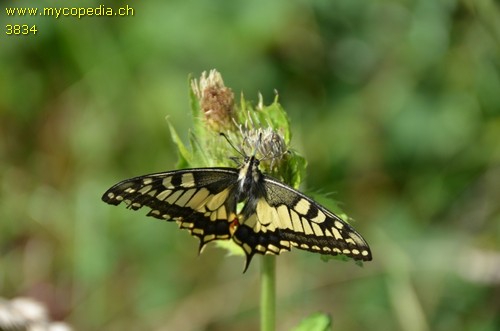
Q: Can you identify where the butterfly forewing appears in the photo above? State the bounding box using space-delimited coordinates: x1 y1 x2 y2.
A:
102 168 240 246
263 177 371 260
231 176 371 265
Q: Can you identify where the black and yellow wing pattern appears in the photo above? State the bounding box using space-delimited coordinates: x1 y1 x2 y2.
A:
102 156 372 271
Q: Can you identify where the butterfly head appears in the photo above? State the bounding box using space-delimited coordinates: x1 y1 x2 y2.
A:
238 155 262 185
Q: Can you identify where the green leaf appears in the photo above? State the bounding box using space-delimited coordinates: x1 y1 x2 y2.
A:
167 120 192 169
258 99 291 143
291 313 332 331
283 149 307 189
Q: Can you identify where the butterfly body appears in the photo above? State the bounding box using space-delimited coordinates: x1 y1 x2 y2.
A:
103 155 372 271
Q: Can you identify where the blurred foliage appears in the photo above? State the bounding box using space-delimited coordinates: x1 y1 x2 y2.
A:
291 313 331 331
1 0 500 330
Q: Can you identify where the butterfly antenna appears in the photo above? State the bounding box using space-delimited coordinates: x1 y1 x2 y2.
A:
219 132 245 157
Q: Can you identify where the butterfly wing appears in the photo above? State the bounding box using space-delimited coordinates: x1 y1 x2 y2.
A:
233 175 372 265
102 168 240 250
103 167 372 271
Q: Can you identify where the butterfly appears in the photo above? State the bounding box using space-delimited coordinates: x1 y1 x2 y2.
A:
102 153 372 271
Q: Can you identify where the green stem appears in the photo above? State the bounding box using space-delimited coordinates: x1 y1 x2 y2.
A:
260 255 276 331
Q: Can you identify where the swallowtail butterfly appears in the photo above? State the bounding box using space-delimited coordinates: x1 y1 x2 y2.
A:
102 154 372 271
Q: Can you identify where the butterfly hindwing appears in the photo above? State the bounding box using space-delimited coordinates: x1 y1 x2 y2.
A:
102 168 240 248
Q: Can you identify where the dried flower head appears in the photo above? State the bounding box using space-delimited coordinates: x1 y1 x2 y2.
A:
191 69 235 131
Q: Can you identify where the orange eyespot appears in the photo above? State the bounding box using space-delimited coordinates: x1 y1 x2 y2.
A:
229 215 240 235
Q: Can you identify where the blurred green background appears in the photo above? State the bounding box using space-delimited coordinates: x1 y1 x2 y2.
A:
1 0 499 330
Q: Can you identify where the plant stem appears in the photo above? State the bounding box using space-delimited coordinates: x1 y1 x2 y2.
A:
260 255 276 331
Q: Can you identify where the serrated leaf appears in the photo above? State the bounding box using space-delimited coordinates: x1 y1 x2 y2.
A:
285 150 307 189
258 101 291 143
167 120 192 168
